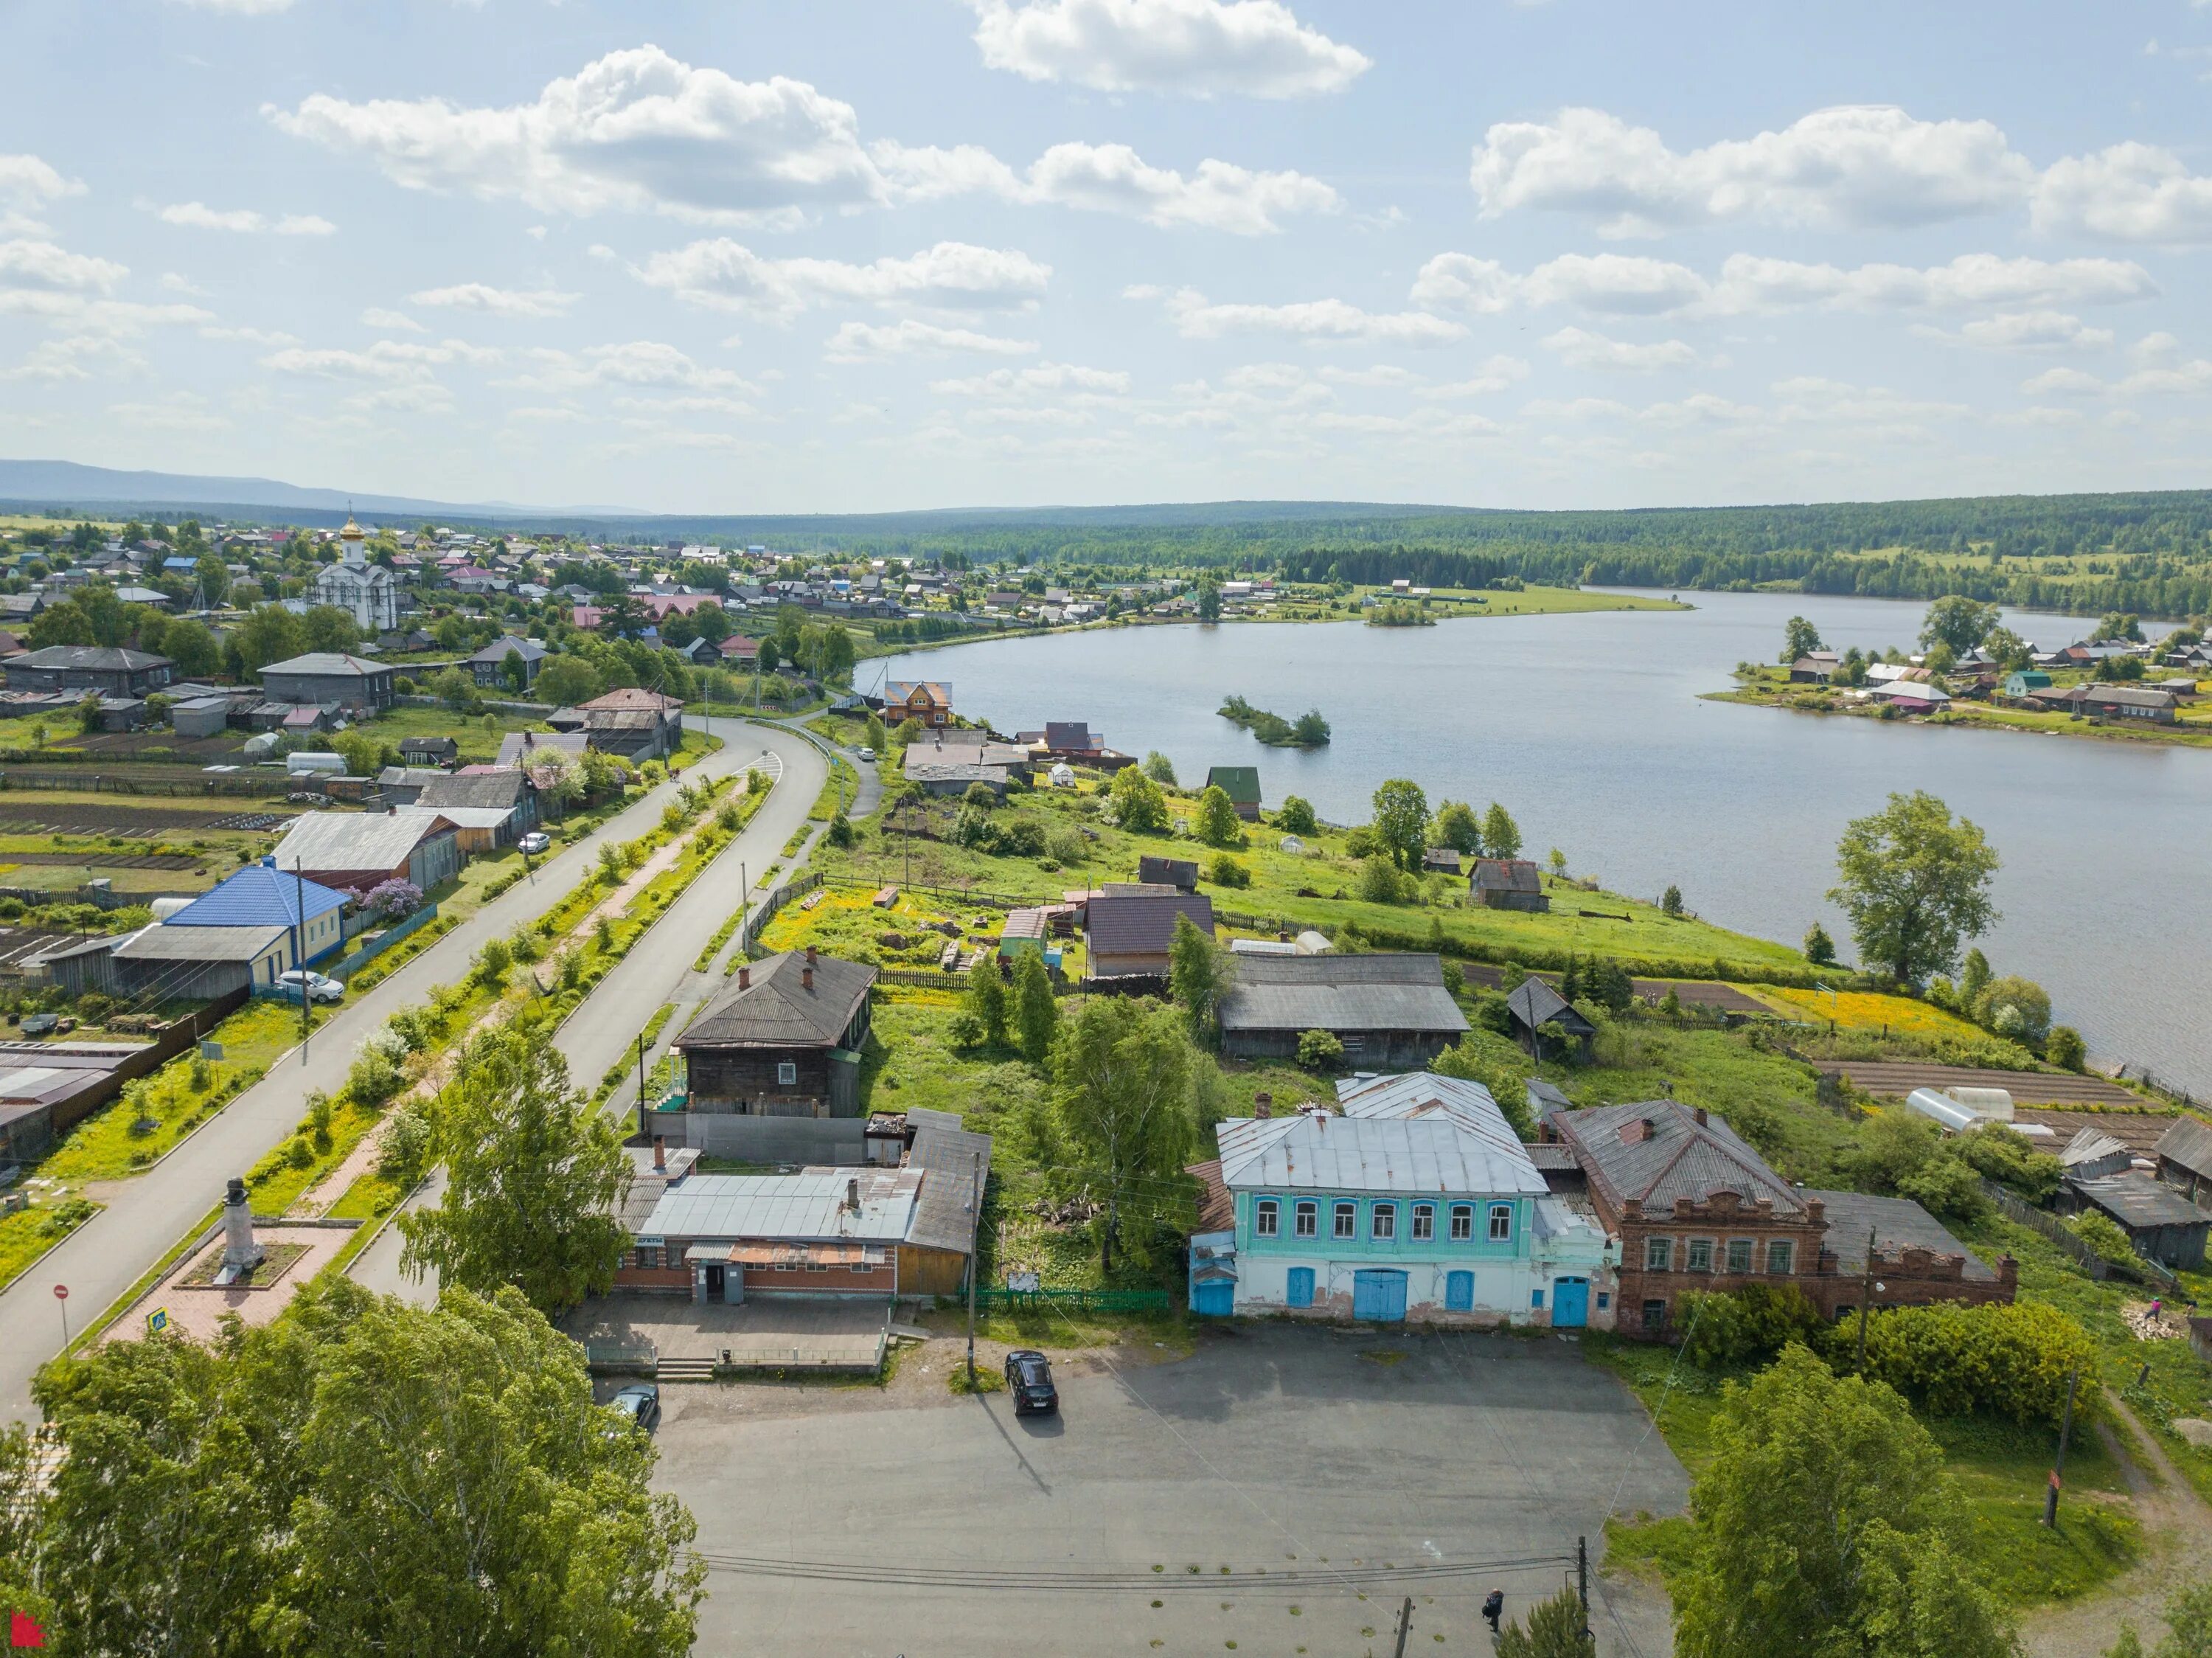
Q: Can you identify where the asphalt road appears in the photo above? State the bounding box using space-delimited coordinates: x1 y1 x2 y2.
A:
653 1322 1685 1657
0 715 827 1423
348 712 836 1304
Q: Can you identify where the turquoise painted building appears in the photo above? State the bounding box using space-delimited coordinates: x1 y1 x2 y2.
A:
1189 1074 1613 1327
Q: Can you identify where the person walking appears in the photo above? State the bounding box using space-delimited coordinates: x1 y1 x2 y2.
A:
1482 1589 1504 1635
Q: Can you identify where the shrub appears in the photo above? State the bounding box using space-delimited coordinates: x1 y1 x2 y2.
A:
1355 855 1404 905
826 813 854 847
1972 974 2051 1044
1045 825 1086 865
1343 827 1377 859
2046 1024 2086 1071
1835 1300 2101 1427
947 1010 985 1048
1296 1029 1345 1072
361 878 424 921
1950 1124 2061 1204
1203 853 1251 889
1472 990 1513 1036
2065 1210 2140 1269
189 1052 213 1092
1803 922 1836 965
1895 1153 1988 1224
346 1047 403 1109
1276 795 1317 835
1677 1283 1824 1367
377 1104 433 1184
286 1136 316 1170
475 936 512 982
998 818 1047 859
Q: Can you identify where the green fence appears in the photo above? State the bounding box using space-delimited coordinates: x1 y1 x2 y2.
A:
975 1288 1172 1316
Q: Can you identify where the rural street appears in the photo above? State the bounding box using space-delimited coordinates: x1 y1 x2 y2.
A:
0 715 828 1423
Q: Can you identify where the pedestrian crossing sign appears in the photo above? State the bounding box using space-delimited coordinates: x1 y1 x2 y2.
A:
147 1308 170 1336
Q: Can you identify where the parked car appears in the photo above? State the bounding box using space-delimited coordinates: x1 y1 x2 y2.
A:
609 1382 661 1435
1004 1349 1058 1416
276 970 344 1005
857 746 877 762
518 830 551 856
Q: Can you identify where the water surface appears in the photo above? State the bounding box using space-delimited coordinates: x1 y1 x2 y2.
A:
881 592 2212 1094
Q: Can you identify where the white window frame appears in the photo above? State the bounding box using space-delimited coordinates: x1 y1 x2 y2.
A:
1294 1200 1317 1239
1371 1203 1396 1243
776 1061 798 1086
1487 1203 1514 1244
1332 1201 1357 1240
1411 1204 1434 1242
1255 1199 1279 1238
1449 1204 1473 1242
1686 1238 1714 1274
1646 1235 1673 1272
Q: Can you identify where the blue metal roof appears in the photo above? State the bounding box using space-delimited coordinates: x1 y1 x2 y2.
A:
165 862 349 929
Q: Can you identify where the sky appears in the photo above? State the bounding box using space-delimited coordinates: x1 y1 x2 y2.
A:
5 0 2212 516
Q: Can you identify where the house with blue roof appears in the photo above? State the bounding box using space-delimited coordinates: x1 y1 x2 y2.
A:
164 859 350 968
1186 1073 1613 1328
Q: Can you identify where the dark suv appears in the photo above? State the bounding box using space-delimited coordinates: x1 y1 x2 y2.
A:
1004 1349 1058 1416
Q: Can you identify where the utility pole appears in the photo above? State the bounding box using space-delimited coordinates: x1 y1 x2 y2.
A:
738 859 748 957
2043 1367 2081 1527
1854 1225 1878 1371
1391 1594 1413 1658
636 1032 648 1120
965 1150 982 1390
293 860 310 1056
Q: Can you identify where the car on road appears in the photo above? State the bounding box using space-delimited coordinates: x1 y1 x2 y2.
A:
857 746 876 762
276 969 344 1005
518 830 552 856
1005 1349 1058 1416
609 1382 661 1435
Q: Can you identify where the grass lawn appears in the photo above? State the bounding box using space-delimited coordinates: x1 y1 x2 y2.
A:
1588 1333 2142 1613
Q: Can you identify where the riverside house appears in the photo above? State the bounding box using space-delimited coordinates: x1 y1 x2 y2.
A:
1186 1075 1612 1325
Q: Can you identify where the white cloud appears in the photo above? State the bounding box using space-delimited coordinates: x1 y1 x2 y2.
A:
161 273 209 296
199 324 299 346
2034 142 2212 243
632 238 1051 318
2020 367 2110 397
0 239 126 294
409 282 579 319
159 201 335 235
261 336 499 382
515 339 758 394
1921 311 2115 352
271 47 886 223
108 392 232 433
1470 105 2035 237
932 361 1131 398
1318 364 1424 389
824 319 1039 361
1411 249 2157 319
361 306 426 332
1133 284 1467 345
0 153 83 233
0 335 144 382
1541 325 1701 371
1411 356 1531 398
876 139 1338 233
969 0 1368 97
275 214 336 236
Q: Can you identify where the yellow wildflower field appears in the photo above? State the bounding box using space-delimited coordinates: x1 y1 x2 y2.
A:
1746 985 1988 1041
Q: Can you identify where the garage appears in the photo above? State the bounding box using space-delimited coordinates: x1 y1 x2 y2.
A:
1352 1268 1407 1322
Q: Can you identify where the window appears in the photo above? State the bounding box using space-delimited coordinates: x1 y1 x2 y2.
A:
1766 1240 1795 1275
1256 1199 1279 1238
1646 1236 1674 1272
1530 1288 1545 1309
1294 1201 1318 1239
1641 1299 1669 1333
806 1263 831 1273
1686 1238 1714 1273
851 1263 873 1274
1332 1201 1356 1240
773 1262 797 1272
1411 1204 1434 1242
776 1061 798 1086
1726 1238 1754 1274
1596 1291 1610 1311
1488 1203 1514 1243
1371 1203 1396 1242
1449 1204 1473 1242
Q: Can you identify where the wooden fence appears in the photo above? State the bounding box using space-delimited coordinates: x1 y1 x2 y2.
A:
741 870 823 956
0 766 291 798
1979 1179 2179 1288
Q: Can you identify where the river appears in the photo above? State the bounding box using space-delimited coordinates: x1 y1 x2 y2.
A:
877 590 2212 1095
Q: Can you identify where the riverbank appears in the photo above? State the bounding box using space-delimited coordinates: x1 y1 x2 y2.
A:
1710 665 2212 751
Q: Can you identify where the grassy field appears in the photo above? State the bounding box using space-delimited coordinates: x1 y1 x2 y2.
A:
1737 983 1994 1043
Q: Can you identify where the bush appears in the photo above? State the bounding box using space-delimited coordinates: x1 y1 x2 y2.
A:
1950 1123 2061 1204
1895 1152 1988 1224
827 813 854 847
376 1104 433 1184
287 1136 316 1170
1355 855 1404 905
2065 1210 2140 1269
475 936 512 982
1276 795 1317 835
362 878 424 921
947 1010 985 1048
1972 974 2051 1044
1834 1300 2101 1427
2046 1024 2086 1071
346 1047 403 1109
1677 1283 1824 1367
1045 825 1086 865
1472 990 1513 1036
1203 853 1251 889
1296 1029 1345 1072
1343 827 1377 859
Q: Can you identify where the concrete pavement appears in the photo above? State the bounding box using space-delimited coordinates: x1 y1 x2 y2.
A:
0 715 824 1422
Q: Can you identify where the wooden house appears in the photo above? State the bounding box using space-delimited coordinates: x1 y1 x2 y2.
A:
1204 765 1262 822
674 947 877 1118
1470 859 1549 912
883 679 954 729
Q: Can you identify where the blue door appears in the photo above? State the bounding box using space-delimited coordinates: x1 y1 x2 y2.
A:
1352 1269 1408 1322
1194 1280 1234 1317
1286 1268 1315 1308
1444 1271 1474 1312
1552 1277 1590 1328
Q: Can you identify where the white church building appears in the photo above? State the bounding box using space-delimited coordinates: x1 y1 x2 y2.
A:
311 515 401 634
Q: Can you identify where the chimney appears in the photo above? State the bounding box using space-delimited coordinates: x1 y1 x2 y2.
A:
802 964 814 991
1692 1106 1708 1127
1619 1117 1653 1146
846 1177 860 1213
738 965 751 991
652 1136 666 1173
1253 1092 1272 1120
806 944 818 967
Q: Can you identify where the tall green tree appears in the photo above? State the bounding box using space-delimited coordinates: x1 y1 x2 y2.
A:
964 954 1009 1046
1674 1347 2014 1658
1781 614 1823 664
1107 763 1169 833
1828 791 2000 986
1168 911 1231 1044
234 604 310 677
301 604 361 652
537 655 602 707
1919 594 2002 656
1498 1585 1596 1657
398 1022 632 1314
1193 783 1242 847
1432 799 1481 854
1054 997 1198 1274
1195 578 1221 622
1370 777 1429 871
1482 801 1523 862
1141 749 1177 785
1012 949 1057 1064
159 616 221 678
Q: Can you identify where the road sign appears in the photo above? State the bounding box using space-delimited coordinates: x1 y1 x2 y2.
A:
50 1284 66 1301
147 1308 169 1336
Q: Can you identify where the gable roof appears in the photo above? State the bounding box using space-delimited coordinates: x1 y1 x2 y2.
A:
1336 1072 1526 1160
113 922 291 964
1548 1098 1809 1219
886 679 950 707
1043 721 1095 750
1505 976 1596 1036
165 862 349 929
1472 858 1543 895
1219 952 1469 1037
676 951 877 1050
2059 1126 2132 1169
1215 1109 1546 1197
14 645 171 672
2073 1170 2212 1230
417 768 527 811
578 687 681 712
902 1106 993 1256
260 652 389 679
1137 855 1199 890
2155 1115 2212 1179
1807 1189 1997 1283
639 1169 919 1246
496 730 587 766
1205 765 1261 805
466 635 547 665
273 808 456 873
1084 891 1214 959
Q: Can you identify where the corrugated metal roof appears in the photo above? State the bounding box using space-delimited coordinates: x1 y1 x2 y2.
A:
1216 1111 1547 1196
641 1170 919 1243
1220 953 1468 1037
418 769 526 811
165 864 348 929
274 808 455 873
1809 1188 1997 1282
904 1106 992 1256
261 652 388 677
113 923 288 962
1086 892 1214 958
2155 1115 2212 1179
2059 1127 2131 1168
2074 1172 2212 1230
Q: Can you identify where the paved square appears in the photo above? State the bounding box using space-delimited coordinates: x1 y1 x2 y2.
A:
652 1322 1686 1657
565 1294 890 1367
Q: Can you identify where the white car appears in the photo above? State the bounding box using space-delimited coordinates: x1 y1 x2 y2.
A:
518 830 552 856
277 969 344 1004
858 746 877 762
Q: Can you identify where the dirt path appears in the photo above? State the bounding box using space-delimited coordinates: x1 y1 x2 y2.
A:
2023 1401 2212 1657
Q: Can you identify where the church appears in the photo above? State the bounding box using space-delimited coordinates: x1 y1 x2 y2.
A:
311 515 401 634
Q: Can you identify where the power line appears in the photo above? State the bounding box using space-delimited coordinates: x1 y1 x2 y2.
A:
684 1549 1576 1593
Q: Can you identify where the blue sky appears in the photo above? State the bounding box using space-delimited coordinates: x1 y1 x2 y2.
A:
5 0 2212 514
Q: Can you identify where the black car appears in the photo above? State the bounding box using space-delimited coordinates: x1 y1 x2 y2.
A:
1005 1349 1058 1415
609 1383 661 1435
